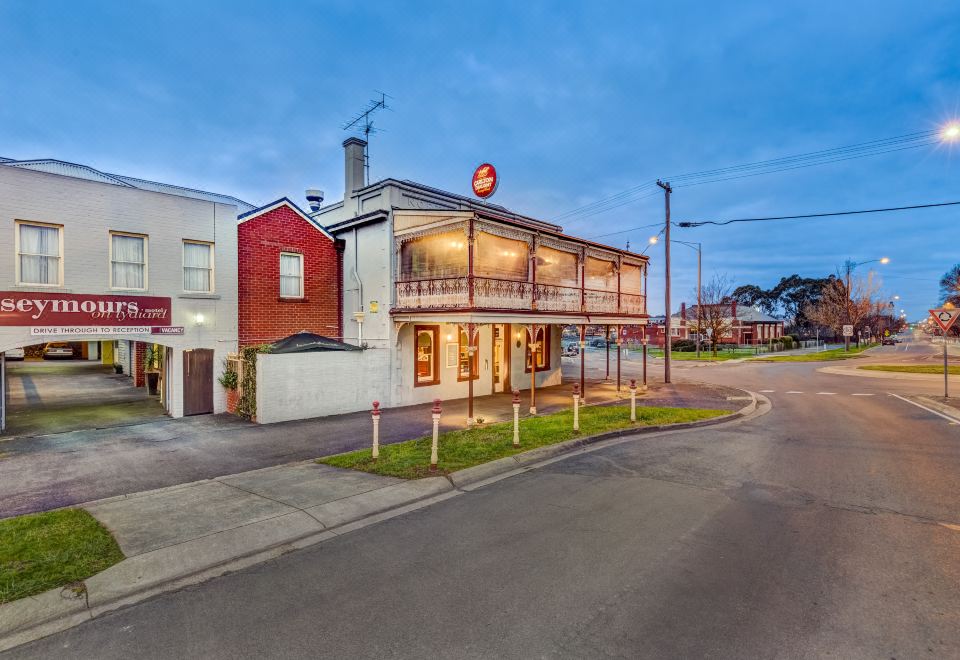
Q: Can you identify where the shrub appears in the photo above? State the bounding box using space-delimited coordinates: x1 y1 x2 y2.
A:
218 368 238 390
671 339 697 352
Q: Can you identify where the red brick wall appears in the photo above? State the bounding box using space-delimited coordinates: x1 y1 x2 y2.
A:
238 204 343 346
133 341 146 387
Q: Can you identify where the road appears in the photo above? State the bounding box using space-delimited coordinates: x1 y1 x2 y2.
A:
6 335 960 659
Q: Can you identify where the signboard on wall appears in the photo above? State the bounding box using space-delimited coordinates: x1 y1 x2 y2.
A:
0 292 171 327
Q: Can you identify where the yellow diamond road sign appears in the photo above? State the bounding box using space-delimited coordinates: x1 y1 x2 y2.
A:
929 308 960 333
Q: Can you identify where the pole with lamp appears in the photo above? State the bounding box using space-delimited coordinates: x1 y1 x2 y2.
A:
648 236 703 359
843 257 889 351
656 180 673 383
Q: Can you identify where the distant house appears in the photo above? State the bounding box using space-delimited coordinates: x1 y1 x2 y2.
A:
681 301 784 345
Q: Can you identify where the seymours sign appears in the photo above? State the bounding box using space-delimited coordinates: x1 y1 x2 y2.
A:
0 292 172 327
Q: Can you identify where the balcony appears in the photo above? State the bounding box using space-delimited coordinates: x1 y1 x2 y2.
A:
395 275 646 317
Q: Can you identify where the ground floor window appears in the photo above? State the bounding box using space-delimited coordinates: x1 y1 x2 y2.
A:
414 325 440 386
525 326 550 373
457 327 479 381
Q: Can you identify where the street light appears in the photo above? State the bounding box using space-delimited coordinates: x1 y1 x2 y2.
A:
843 257 890 351
647 236 703 358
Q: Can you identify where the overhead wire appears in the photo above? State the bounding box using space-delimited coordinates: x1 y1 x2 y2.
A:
678 200 960 227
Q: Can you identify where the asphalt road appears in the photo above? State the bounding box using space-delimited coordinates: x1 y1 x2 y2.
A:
7 336 960 659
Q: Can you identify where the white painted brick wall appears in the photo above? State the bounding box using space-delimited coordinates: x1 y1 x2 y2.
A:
255 348 392 424
0 165 239 417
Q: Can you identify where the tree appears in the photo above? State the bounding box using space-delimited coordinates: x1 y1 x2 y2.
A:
940 264 960 307
804 273 881 347
697 274 735 356
731 275 833 333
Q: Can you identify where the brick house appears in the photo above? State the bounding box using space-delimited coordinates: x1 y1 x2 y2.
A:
237 198 344 346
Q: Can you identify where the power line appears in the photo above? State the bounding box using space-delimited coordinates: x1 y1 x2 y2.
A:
678 200 960 228
587 220 663 240
554 129 939 223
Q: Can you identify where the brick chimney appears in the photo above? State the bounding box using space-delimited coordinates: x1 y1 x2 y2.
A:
731 300 737 319
343 137 367 202
680 302 687 327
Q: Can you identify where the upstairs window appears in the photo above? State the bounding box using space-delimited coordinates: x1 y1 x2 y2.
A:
110 232 147 290
585 256 617 291
474 232 528 281
183 241 214 293
280 252 303 298
16 221 62 286
400 231 467 280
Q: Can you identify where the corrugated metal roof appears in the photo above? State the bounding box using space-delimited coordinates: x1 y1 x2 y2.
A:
0 157 254 211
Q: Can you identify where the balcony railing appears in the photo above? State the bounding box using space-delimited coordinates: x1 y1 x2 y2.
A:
395 276 646 316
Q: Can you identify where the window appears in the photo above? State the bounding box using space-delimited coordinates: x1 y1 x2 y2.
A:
414 325 440 386
525 327 551 372
400 231 467 280
110 232 147 290
280 252 303 298
474 232 528 280
183 241 214 293
16 221 62 286
584 256 617 291
457 327 479 381
536 246 579 288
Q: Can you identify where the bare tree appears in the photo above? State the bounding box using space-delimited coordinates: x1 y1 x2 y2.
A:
695 274 734 356
805 273 881 344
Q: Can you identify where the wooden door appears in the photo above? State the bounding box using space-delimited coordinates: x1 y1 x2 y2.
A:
183 348 214 416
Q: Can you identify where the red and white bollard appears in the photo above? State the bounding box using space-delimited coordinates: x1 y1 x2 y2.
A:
430 398 442 472
572 383 581 432
629 379 637 422
512 389 521 447
371 401 381 460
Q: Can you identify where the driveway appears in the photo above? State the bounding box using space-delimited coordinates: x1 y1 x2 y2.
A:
0 359 742 518
4 360 165 437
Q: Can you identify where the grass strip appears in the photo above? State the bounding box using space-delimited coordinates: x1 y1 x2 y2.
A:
753 344 877 362
859 364 960 375
0 509 124 604
318 404 728 479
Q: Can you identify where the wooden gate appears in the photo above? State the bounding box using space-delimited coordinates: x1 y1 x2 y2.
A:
183 348 214 416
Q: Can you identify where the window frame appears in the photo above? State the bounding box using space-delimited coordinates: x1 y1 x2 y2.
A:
182 239 215 294
15 220 64 287
279 251 304 299
414 325 440 387
524 326 551 373
456 327 480 382
109 231 149 291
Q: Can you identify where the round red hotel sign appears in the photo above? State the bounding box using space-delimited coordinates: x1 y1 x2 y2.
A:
471 163 498 199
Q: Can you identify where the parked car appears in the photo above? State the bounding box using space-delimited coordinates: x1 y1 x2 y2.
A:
42 342 74 359
589 337 608 348
561 341 579 357
881 337 895 346
3 347 24 360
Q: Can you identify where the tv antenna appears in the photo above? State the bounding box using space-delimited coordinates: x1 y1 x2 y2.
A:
343 91 391 185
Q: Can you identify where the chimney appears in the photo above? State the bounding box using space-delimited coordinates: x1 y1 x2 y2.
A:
680 302 686 326
731 300 737 319
305 189 324 212
343 137 367 201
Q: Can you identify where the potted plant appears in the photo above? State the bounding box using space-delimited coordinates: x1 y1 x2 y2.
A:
144 346 163 395
113 362 123 374
219 363 240 414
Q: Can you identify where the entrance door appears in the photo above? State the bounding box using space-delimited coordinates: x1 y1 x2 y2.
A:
183 348 214 416
493 325 505 393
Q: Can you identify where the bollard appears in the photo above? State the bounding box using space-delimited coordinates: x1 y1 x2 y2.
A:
371 400 381 460
430 398 442 472
572 383 580 432
629 379 637 422
512 389 521 447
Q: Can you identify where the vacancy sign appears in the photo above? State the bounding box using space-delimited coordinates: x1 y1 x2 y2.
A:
929 308 960 333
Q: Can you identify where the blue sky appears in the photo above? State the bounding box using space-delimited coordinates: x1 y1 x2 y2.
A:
2 1 959 318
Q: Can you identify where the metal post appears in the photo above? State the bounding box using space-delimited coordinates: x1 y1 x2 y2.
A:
616 335 622 393
466 324 476 426
845 263 852 352
696 244 702 359
579 324 586 403
629 379 637 422
430 399 441 472
512 389 521 447
529 330 538 415
371 400 381 460
572 383 580 432
658 179 672 383
642 337 648 388
605 324 610 380
945 336 950 399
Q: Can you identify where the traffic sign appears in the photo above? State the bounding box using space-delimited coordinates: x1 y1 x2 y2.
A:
928 308 960 333
842 325 854 337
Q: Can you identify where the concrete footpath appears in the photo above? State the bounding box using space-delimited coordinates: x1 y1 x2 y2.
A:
0 391 764 652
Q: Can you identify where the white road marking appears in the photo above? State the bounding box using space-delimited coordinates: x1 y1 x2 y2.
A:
785 391 804 394
940 523 960 532
887 392 960 424
851 393 875 396
816 392 837 395
759 389 775 393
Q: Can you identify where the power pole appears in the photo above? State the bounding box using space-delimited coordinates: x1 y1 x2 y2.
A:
657 180 672 384
844 260 852 352
696 243 702 359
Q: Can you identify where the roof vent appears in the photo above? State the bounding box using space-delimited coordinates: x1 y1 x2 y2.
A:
305 189 324 212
